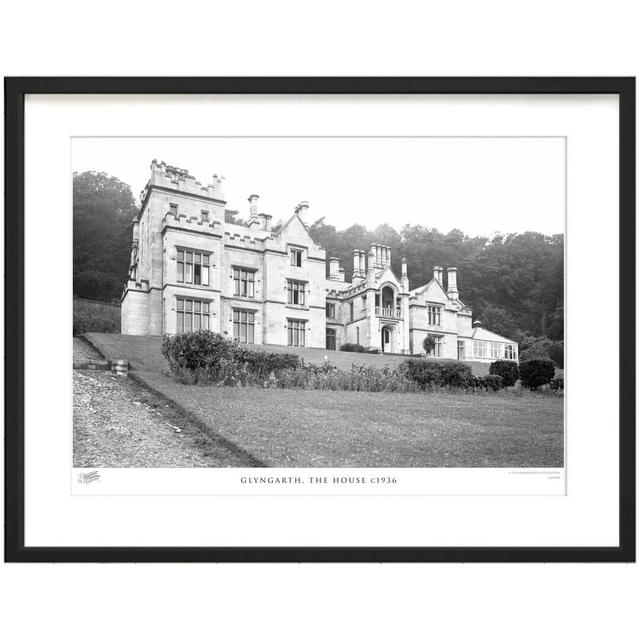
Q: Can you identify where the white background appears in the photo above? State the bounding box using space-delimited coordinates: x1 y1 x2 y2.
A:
27 94 609 547
1 2 638 639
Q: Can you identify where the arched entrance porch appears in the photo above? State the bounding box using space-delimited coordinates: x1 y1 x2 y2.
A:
381 324 395 353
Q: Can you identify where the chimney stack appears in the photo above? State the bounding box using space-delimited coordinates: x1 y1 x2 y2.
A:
371 244 380 269
329 257 341 281
248 194 260 229
353 250 362 279
401 256 407 277
367 246 376 286
248 194 259 216
434 266 443 286
359 250 366 275
258 213 272 232
447 267 458 299
295 201 309 218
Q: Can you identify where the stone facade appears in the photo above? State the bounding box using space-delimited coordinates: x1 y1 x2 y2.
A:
121 161 518 362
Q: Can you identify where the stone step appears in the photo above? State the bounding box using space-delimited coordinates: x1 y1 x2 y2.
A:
73 361 111 371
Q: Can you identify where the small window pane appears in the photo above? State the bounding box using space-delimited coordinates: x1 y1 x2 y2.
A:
186 300 192 311
177 312 184 333
177 250 184 261
177 298 184 311
203 254 209 265
202 267 209 286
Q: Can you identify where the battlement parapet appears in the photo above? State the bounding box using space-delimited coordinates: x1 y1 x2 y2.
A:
162 212 223 236
223 230 264 247
144 159 226 202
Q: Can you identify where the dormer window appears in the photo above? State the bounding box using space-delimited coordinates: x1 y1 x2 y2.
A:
290 249 303 267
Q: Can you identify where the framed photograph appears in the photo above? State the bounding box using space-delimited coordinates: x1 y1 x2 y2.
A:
4 77 635 562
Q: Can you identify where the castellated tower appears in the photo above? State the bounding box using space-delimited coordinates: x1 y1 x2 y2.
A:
121 160 227 335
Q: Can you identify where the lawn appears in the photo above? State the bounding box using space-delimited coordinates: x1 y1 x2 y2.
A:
134 369 564 468
82 333 563 468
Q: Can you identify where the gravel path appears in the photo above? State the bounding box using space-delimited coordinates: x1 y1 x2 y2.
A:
73 370 254 467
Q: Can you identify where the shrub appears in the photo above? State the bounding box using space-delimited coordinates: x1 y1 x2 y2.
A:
161 331 301 384
161 331 237 382
549 375 564 391
474 374 503 391
519 358 555 390
400 359 473 389
235 346 300 376
340 342 366 352
489 359 519 387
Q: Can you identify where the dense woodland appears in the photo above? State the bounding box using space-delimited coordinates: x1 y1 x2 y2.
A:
73 172 564 351
307 218 564 344
73 171 138 301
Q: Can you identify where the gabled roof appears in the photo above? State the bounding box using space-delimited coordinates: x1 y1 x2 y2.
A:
375 264 401 286
471 326 516 344
275 212 309 236
411 277 449 303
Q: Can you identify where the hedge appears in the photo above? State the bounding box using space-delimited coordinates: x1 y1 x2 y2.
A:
340 342 366 352
161 330 301 383
400 359 473 389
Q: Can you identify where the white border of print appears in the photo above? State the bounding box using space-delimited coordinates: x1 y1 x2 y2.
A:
24 94 618 548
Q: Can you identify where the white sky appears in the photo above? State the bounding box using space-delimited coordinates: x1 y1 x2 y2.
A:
72 137 565 236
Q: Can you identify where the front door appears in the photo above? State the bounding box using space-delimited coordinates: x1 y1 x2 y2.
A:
381 327 391 353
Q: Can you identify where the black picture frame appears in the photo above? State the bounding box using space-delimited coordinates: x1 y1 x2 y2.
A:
4 77 635 563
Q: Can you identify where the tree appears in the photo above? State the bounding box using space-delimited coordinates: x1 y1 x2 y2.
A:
73 171 138 302
423 335 436 356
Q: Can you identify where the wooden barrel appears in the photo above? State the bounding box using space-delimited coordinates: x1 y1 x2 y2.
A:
111 359 129 377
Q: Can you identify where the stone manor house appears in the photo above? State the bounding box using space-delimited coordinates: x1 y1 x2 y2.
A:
121 161 518 363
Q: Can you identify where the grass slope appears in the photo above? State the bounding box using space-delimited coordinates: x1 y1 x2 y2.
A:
136 369 564 468
74 298 120 336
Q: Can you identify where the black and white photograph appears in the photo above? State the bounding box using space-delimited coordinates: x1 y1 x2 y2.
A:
72 136 565 473
6 78 633 564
